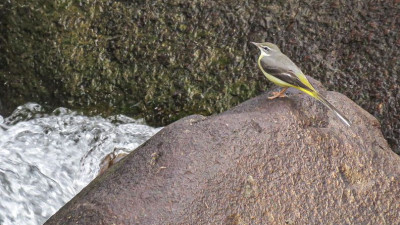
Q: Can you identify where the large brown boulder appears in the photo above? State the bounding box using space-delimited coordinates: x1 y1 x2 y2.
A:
45 79 399 224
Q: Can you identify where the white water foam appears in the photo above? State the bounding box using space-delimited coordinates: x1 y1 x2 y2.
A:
0 103 162 225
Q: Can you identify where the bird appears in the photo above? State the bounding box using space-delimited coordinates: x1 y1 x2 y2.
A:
251 42 351 127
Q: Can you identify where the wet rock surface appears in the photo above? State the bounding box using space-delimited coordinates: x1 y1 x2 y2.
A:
0 0 399 152
45 79 400 224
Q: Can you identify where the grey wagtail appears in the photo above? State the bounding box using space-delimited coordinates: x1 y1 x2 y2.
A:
251 42 351 127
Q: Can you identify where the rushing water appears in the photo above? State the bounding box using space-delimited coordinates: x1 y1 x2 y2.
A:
0 103 162 225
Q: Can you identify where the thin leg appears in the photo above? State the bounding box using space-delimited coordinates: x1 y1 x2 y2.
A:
268 87 289 100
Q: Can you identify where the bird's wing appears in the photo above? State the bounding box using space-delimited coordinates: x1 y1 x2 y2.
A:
260 62 313 92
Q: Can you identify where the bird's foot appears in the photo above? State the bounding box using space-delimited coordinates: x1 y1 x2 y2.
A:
268 92 286 99
268 87 289 100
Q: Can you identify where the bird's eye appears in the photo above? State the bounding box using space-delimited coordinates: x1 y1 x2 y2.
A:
262 46 270 51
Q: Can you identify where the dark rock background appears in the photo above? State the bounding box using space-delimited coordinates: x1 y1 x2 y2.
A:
1 0 399 152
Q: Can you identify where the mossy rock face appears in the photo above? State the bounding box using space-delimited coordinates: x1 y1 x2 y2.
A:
0 1 399 152
0 1 265 125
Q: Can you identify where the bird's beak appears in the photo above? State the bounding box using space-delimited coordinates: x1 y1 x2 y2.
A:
250 42 260 48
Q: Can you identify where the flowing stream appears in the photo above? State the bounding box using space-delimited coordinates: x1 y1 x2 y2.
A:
0 103 162 225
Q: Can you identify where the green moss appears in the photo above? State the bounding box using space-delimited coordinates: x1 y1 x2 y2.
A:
0 0 399 152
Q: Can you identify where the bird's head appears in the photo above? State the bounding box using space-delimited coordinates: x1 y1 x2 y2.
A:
251 42 281 55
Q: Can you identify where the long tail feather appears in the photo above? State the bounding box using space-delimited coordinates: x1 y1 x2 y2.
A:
314 93 351 127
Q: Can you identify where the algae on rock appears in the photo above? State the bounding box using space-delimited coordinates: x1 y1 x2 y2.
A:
1 0 399 152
